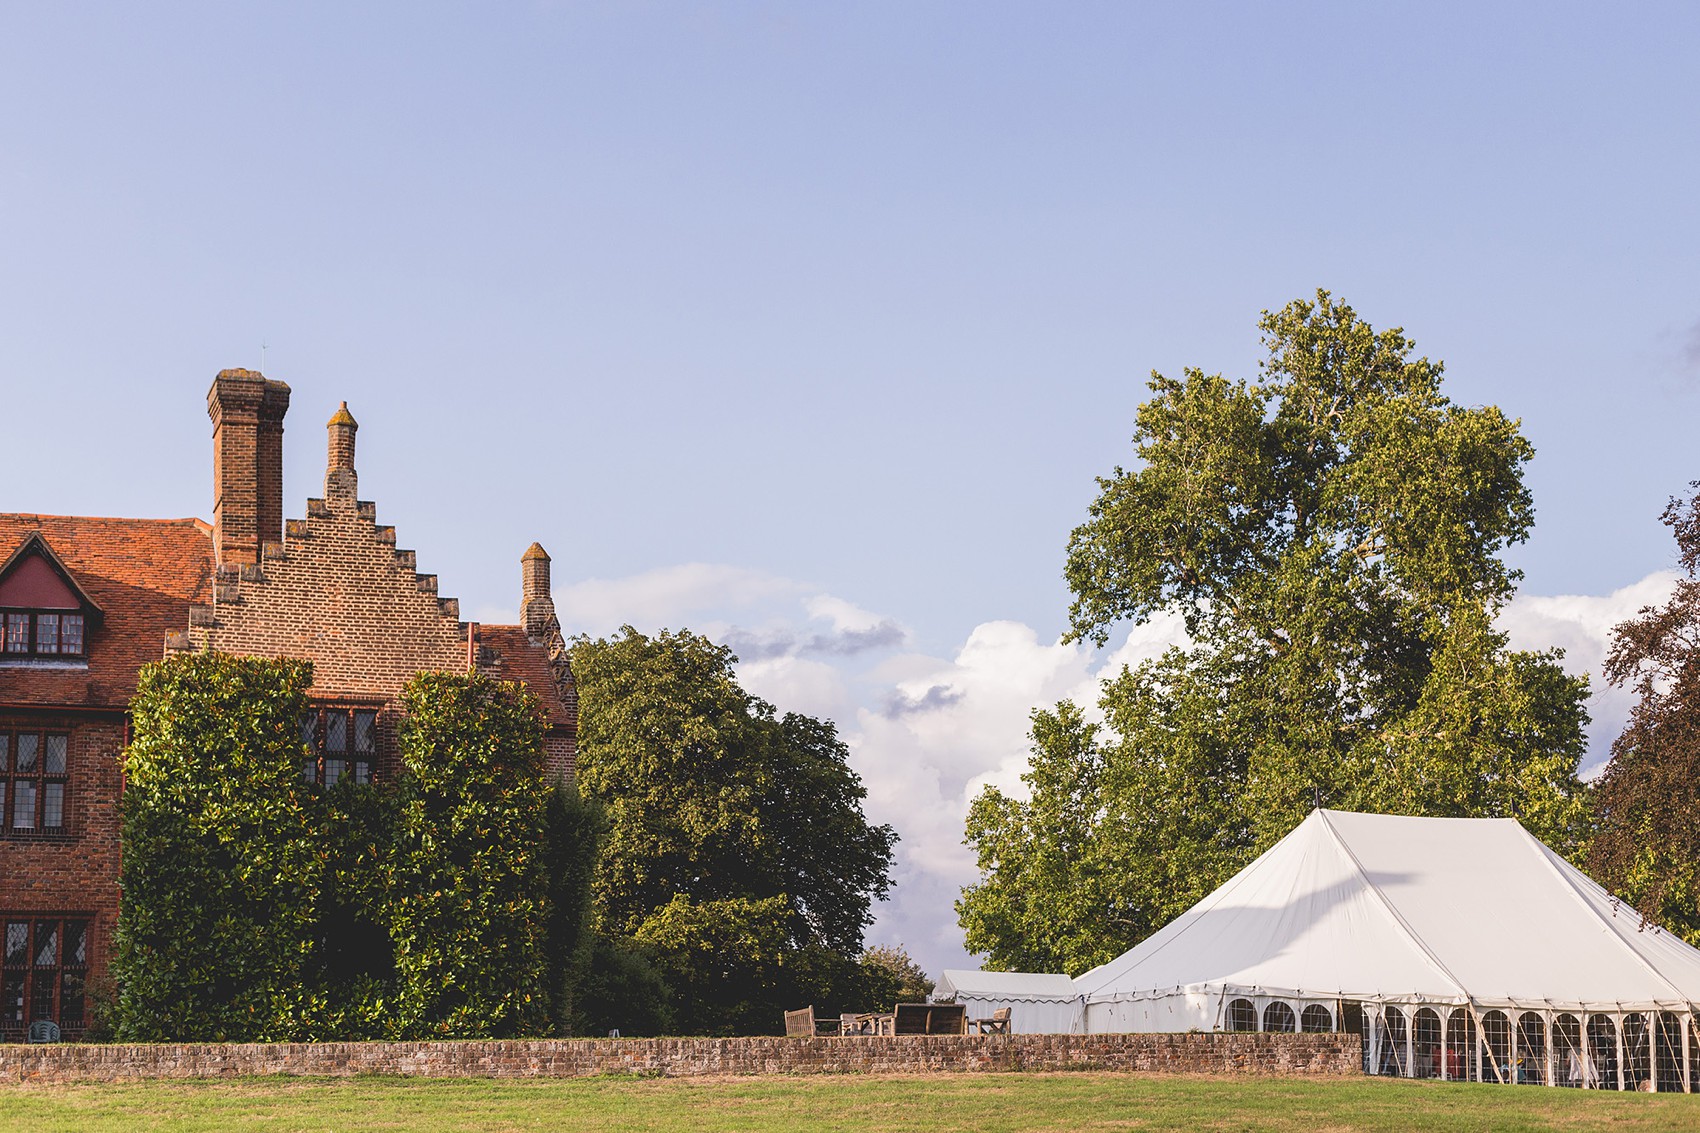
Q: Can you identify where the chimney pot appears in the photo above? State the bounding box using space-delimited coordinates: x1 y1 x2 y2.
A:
325 401 359 501
208 370 290 566
521 543 555 640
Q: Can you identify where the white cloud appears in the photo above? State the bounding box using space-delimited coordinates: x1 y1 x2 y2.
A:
838 613 1190 972
805 594 892 635
558 563 813 637
736 655 854 722
1499 570 1679 776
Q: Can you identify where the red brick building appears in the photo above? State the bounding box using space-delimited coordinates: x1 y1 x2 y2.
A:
0 370 577 1039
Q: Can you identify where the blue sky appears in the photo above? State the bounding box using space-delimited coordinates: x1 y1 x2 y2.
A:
5 2 1698 975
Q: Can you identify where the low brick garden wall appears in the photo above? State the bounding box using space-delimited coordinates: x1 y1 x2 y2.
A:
0 1033 1355 1083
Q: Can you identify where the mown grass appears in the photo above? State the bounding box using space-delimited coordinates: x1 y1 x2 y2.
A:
2 1072 1699 1132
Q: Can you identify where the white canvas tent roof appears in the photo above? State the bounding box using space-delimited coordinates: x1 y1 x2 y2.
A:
1076 809 1700 1014
933 969 1084 1035
936 970 1077 1002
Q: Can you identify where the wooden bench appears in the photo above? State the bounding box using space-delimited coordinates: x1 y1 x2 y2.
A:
969 1006 1011 1034
783 1006 840 1036
891 1002 966 1035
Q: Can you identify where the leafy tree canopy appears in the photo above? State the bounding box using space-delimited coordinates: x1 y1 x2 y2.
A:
859 944 936 1005
571 626 896 1033
959 292 1590 973
1589 485 1700 945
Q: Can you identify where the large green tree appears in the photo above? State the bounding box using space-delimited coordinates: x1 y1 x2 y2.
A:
571 626 896 1034
959 292 1590 973
1588 485 1700 945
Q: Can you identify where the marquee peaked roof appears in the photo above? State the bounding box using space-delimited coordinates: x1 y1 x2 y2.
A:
1072 809 1700 1013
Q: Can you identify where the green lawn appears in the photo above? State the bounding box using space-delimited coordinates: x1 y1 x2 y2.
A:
2 1073 1699 1133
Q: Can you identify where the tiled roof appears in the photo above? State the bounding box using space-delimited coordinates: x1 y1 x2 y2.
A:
0 514 213 708
0 515 574 740
478 624 573 732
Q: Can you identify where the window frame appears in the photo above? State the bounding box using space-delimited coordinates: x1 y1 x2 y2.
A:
299 704 381 788
0 609 87 659
0 729 71 835
0 914 92 1041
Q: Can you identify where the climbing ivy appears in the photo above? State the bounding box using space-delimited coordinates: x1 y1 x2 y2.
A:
112 654 592 1040
112 653 321 1041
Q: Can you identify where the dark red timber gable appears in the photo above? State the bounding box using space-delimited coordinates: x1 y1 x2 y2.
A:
0 370 577 1037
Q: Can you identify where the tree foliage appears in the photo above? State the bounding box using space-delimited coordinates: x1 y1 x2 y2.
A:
386 672 553 1037
858 944 935 1005
113 653 320 1040
570 626 897 1034
113 655 595 1039
1588 486 1700 945
959 292 1590 973
540 786 606 1033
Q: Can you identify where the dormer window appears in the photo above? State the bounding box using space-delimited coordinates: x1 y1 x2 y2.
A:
0 535 100 664
2 612 85 658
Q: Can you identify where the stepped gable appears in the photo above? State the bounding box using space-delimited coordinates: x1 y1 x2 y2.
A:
181 395 577 778
0 514 213 707
186 399 471 704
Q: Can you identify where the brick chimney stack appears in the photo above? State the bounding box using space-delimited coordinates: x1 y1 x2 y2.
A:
325 401 358 502
208 369 291 566
521 542 556 641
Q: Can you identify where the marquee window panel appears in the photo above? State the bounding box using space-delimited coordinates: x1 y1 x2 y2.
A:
1622 1013 1652 1092
1379 1007 1409 1077
1300 1004 1333 1033
1516 1012 1546 1085
1262 1001 1296 1034
1689 1019 1700 1096
1445 1010 1477 1081
1586 1015 1619 1090
1225 998 1257 1032
1412 1008 1442 1079
1482 1011 1512 1084
1655 1012 1684 1093
1553 1014 1584 1088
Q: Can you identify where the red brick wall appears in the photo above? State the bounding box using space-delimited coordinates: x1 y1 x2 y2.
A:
0 1032 1359 1082
0 713 126 1031
192 495 470 714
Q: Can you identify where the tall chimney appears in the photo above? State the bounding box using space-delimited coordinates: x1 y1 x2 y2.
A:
208 369 290 566
521 542 556 640
325 401 359 502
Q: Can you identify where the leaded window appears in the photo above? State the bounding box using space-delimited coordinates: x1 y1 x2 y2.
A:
0 612 85 658
1 731 69 833
300 707 378 786
0 916 88 1040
